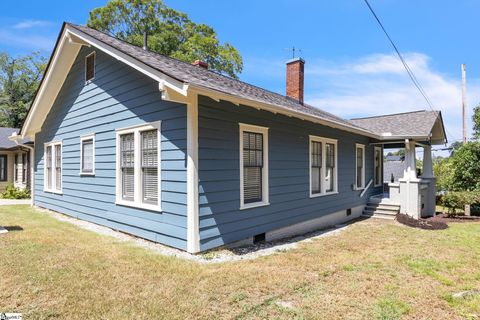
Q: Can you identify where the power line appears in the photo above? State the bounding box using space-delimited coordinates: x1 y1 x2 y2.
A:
362 0 457 142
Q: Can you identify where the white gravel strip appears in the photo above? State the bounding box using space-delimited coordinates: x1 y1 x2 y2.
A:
0 199 31 205
36 207 350 264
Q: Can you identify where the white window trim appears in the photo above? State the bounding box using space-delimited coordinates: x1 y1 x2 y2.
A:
80 133 96 176
115 121 161 212
239 123 269 210
355 143 366 190
374 146 383 187
85 51 96 83
309 135 338 198
44 141 63 194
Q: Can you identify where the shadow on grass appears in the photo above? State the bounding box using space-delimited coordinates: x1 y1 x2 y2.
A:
4 225 23 232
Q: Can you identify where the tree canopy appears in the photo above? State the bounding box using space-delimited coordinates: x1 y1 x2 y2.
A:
87 0 243 78
0 52 46 128
473 104 480 140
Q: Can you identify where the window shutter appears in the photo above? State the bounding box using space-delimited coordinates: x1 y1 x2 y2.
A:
141 130 158 204
85 53 95 81
243 131 263 203
120 133 135 200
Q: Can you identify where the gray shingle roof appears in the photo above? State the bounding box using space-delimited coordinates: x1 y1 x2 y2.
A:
350 110 441 138
384 160 405 183
68 23 367 133
0 127 22 149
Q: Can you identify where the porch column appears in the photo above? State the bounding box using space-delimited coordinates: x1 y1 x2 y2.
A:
402 139 417 181
421 145 434 178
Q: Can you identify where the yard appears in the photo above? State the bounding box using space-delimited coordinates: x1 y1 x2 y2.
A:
1 206 480 319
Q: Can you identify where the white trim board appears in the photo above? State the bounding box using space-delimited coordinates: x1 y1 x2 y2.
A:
186 94 200 253
309 135 338 197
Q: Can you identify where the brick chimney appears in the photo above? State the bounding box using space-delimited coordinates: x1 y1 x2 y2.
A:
192 60 208 69
286 57 305 104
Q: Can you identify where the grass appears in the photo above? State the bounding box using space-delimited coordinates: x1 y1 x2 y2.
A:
1 205 480 319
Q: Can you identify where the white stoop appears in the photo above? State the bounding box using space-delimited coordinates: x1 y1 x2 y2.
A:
362 195 400 220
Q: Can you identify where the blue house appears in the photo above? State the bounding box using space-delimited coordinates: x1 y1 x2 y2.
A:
13 23 447 253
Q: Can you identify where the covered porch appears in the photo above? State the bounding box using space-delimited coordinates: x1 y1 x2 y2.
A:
351 110 447 219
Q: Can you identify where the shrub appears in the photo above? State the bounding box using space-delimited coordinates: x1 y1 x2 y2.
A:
441 191 480 217
0 185 30 199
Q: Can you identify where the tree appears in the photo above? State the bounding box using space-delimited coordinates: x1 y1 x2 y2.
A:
449 141 480 191
87 0 243 78
473 103 480 140
433 157 453 192
0 52 47 128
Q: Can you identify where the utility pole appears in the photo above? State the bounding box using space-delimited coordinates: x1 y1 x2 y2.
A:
462 63 468 143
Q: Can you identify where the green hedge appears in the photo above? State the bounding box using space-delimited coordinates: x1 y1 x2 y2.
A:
440 191 480 216
0 185 30 199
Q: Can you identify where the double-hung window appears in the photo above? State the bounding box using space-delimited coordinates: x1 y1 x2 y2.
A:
22 153 27 184
374 146 382 187
44 141 62 193
80 134 95 175
239 123 269 209
355 144 365 189
0 155 7 181
309 136 337 197
116 122 161 211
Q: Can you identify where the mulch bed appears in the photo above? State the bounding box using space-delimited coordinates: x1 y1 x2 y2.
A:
396 213 448 230
396 212 480 230
428 213 480 223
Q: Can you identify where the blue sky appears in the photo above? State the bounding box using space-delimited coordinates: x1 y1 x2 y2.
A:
1 0 479 153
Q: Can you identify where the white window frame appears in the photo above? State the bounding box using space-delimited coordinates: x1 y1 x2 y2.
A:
355 143 366 190
374 146 383 187
44 141 63 194
309 135 338 197
115 121 161 212
80 133 96 176
239 123 269 210
85 51 96 83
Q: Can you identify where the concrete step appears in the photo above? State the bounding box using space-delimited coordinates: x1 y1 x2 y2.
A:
362 211 396 220
363 209 397 216
365 205 400 213
366 202 400 209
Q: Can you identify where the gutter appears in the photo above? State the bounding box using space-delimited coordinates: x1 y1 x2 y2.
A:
9 132 34 207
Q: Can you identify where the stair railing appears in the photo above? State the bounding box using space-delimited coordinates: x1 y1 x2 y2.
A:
360 179 373 198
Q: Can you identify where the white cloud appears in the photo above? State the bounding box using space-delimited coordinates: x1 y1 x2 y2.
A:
0 30 55 51
242 52 479 157
12 19 52 29
302 53 480 144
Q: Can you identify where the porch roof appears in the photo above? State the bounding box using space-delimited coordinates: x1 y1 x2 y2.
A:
0 127 30 150
350 110 447 145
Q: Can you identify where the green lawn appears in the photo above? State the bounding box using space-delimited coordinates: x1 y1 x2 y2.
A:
1 205 480 319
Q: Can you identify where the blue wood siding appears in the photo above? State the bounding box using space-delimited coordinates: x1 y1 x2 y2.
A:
198 96 382 250
34 47 188 250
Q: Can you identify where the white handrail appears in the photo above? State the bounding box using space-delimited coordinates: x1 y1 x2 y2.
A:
360 179 373 198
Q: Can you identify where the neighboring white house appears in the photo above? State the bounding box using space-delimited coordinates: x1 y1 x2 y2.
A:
0 127 31 192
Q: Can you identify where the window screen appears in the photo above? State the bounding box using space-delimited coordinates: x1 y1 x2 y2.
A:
82 139 94 173
141 130 158 204
325 143 335 192
356 147 364 188
55 144 62 190
85 53 95 82
0 155 6 181
46 146 52 189
22 153 27 183
120 133 135 200
311 141 322 194
243 131 263 204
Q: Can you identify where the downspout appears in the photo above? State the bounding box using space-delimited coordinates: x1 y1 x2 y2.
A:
9 132 35 207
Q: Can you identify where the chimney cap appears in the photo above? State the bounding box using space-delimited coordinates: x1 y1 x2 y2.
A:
286 57 305 65
192 60 208 69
